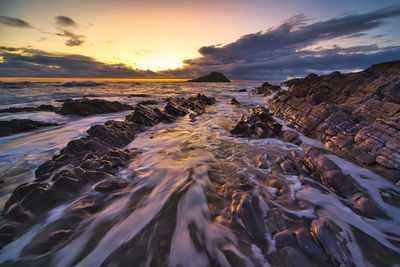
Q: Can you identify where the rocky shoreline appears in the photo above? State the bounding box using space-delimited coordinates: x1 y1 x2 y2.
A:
0 94 216 249
264 61 400 183
0 62 399 265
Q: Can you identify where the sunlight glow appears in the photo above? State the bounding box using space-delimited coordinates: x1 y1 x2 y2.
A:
286 76 303 80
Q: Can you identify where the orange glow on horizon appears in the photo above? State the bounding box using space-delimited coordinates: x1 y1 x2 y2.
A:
0 77 189 82
286 76 303 80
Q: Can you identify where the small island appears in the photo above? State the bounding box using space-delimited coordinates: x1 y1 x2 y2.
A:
187 72 231 82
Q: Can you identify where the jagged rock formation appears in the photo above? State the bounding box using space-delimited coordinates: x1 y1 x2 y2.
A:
230 106 282 138
187 72 230 82
265 61 400 182
0 94 216 248
249 81 281 96
0 119 57 137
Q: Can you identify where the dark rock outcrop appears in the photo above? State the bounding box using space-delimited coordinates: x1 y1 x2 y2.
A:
0 94 217 248
231 98 241 106
230 106 282 138
249 81 281 96
57 99 134 116
187 72 230 82
163 93 217 120
61 81 101 87
0 104 58 113
265 61 400 182
0 119 57 137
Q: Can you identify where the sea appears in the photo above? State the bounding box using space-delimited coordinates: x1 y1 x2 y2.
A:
0 79 399 266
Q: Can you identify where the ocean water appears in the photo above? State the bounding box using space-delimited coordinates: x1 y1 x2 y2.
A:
0 80 399 266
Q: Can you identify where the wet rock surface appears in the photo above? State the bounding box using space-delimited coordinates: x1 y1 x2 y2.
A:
230 106 282 138
0 119 58 137
57 99 134 116
0 94 216 249
265 61 400 182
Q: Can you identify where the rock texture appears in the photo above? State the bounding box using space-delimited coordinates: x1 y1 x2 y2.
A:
0 119 57 137
249 81 281 96
265 61 400 182
0 94 216 248
57 99 134 116
187 72 230 82
230 106 282 138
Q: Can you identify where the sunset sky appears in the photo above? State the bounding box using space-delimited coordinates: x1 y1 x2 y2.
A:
1 0 400 80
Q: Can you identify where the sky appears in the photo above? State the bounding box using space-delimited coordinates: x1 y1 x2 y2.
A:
0 0 400 80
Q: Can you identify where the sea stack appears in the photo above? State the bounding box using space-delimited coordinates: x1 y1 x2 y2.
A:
187 72 230 82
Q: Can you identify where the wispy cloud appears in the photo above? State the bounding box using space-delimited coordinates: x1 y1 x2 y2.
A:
0 15 32 28
53 16 84 47
56 30 85 47
133 48 157 56
55 16 79 28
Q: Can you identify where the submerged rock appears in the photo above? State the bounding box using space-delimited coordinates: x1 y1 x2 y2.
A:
187 72 230 82
57 99 134 116
95 179 128 192
0 119 57 137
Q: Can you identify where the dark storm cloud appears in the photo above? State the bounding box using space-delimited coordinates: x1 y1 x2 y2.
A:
1 6 399 79
55 16 79 28
56 30 85 46
0 16 32 28
0 47 157 78
177 5 400 80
